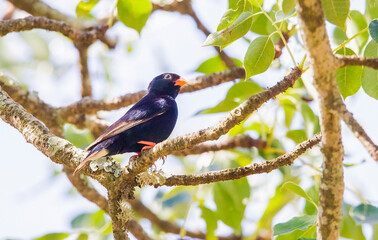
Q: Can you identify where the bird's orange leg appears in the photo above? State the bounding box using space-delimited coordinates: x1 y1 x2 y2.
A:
138 141 167 164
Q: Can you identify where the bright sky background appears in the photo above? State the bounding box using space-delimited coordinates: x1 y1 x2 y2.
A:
0 0 377 239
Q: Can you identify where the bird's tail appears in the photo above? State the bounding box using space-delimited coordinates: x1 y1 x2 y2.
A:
73 148 109 175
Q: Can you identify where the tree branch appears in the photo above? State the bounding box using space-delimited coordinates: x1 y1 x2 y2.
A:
58 67 245 117
297 1 344 239
334 102 378 162
335 54 378 70
7 0 116 47
160 134 321 186
172 135 267 156
0 16 112 47
76 46 92 98
0 71 63 135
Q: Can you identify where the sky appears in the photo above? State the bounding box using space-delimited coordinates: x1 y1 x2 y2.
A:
0 0 377 239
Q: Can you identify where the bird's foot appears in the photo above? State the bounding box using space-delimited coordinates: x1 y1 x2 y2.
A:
161 155 167 165
138 140 157 150
130 152 141 161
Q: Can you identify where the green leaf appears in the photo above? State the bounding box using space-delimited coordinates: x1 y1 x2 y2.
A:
286 129 307 144
279 0 296 16
257 180 298 230
248 0 263 8
321 0 350 29
276 224 316 240
76 0 99 18
201 79 263 114
298 102 320 138
373 224 378 240
350 204 378 224
76 233 88 240
362 40 378 99
217 0 253 31
244 36 275 78
335 47 362 99
273 215 317 236
281 182 318 208
333 27 348 45
214 178 250 233
33 233 70 240
366 0 378 20
369 19 378 43
195 55 242 74
200 205 218 240
117 0 152 33
64 124 94 149
71 210 106 229
346 10 369 54
340 203 366 240
304 185 320 216
203 12 253 49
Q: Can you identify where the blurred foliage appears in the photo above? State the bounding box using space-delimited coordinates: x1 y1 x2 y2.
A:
1 0 378 239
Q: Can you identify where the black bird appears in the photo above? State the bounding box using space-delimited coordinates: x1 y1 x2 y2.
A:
74 73 187 174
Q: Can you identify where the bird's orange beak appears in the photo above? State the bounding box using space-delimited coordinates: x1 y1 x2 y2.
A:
174 77 187 87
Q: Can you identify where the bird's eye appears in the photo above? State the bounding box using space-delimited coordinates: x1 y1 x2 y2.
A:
164 74 171 80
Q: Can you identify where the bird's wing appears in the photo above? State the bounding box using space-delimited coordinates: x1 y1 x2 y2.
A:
85 111 165 152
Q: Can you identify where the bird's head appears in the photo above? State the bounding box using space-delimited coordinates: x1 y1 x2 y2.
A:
147 73 187 98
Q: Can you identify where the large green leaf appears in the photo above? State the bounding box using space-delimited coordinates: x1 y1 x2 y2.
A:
203 12 253 49
71 210 106 229
117 0 152 33
340 203 366 240
200 205 218 240
361 40 378 99
346 10 369 54
201 79 263 114
257 181 298 230
286 129 307 144
214 178 251 233
276 225 316 240
298 102 320 138
217 0 253 31
195 55 242 74
321 0 350 29
369 19 378 43
244 36 275 78
351 204 378 224
366 0 378 20
281 182 317 208
273 215 317 236
279 0 296 16
33 233 70 240
335 47 362 99
333 27 348 45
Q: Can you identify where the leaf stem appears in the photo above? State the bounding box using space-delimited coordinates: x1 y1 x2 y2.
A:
332 27 368 52
252 0 297 67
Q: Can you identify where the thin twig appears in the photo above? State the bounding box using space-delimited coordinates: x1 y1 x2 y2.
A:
172 135 267 156
335 103 378 162
335 54 378 70
76 47 92 98
160 135 321 186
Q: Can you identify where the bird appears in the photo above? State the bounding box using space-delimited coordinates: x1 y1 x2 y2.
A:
74 73 187 174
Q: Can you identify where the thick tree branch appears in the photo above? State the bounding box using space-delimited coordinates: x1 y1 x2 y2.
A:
7 0 116 47
108 190 130 240
172 135 267 156
297 1 344 239
58 67 245 117
0 71 63 135
335 54 378 70
161 135 321 186
334 103 378 162
123 67 302 179
0 16 112 47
